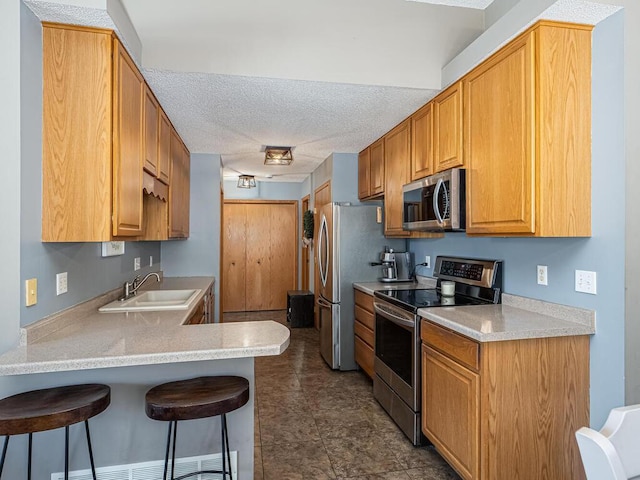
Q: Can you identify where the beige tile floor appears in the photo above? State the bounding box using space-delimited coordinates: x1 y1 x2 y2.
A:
223 310 461 480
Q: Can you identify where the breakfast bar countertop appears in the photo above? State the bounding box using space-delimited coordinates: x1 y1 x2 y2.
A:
0 276 290 376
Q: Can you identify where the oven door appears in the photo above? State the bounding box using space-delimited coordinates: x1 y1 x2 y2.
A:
373 300 420 411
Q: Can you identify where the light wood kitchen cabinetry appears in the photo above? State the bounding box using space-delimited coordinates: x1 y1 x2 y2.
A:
383 120 411 237
353 289 375 378
421 320 589 480
464 21 592 236
433 81 464 173
157 112 172 185
184 284 215 325
358 139 385 201
410 103 434 180
168 130 191 238
42 22 189 242
358 147 371 199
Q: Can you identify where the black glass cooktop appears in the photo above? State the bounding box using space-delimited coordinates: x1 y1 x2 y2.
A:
374 288 485 312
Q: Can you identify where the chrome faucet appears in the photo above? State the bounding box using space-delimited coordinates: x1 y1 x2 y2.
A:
120 272 161 301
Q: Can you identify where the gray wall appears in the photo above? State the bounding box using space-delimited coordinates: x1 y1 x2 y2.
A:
18 5 160 327
0 0 21 351
162 154 222 320
410 11 625 428
483 0 519 28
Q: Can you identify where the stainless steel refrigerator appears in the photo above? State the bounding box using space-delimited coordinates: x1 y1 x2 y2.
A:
317 203 405 370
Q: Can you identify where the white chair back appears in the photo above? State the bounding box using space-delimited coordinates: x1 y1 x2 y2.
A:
576 405 640 480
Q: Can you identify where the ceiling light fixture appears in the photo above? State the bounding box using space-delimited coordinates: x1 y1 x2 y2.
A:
264 146 293 165
237 174 256 189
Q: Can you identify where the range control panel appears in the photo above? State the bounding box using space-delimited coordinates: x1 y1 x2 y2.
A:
434 256 502 289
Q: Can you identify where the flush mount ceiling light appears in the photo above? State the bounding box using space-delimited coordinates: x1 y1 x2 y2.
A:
237 174 256 189
264 146 293 165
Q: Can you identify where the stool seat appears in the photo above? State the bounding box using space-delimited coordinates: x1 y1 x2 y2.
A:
145 376 249 422
0 384 110 436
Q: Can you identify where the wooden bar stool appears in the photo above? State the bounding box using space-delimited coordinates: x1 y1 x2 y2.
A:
145 376 249 480
0 383 110 480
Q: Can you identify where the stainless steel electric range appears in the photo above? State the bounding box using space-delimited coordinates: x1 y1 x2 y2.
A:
372 256 503 445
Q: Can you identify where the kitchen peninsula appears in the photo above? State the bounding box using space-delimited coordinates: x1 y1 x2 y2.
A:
0 276 290 480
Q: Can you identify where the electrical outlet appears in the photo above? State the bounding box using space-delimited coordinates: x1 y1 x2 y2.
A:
424 256 431 268
25 278 37 306
537 265 548 286
149 255 153 267
134 257 141 271
575 270 597 294
56 272 68 296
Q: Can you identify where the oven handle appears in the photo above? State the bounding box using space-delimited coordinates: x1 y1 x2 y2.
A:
373 302 416 329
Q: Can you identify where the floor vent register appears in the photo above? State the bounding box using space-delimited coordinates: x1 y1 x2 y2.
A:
51 452 238 480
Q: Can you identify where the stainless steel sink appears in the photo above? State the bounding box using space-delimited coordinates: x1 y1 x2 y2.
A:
99 289 202 312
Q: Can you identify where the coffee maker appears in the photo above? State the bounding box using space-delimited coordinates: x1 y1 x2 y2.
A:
377 248 414 282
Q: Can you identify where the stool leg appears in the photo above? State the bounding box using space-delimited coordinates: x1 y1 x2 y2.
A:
223 414 232 480
220 415 226 480
84 421 97 480
171 421 178 480
0 436 9 478
65 426 69 480
27 433 32 480
163 422 172 480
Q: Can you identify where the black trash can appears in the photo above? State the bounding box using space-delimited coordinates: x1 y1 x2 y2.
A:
286 290 314 328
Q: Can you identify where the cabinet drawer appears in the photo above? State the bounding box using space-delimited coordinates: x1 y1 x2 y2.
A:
354 290 374 312
355 305 374 330
354 320 374 348
355 336 374 379
421 320 479 371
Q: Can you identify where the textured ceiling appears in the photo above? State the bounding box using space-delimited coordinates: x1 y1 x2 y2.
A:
24 0 621 183
143 69 437 182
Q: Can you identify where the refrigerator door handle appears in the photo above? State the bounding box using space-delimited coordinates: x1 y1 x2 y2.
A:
318 214 329 288
317 296 332 308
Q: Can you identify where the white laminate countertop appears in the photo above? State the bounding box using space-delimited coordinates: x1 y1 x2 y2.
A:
419 293 595 342
0 277 290 376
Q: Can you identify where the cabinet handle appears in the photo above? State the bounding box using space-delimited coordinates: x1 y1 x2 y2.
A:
231 262 235 266
257 260 261 264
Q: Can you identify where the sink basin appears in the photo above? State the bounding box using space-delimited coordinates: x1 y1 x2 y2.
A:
99 289 202 312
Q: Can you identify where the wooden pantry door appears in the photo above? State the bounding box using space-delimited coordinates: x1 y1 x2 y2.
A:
222 200 298 313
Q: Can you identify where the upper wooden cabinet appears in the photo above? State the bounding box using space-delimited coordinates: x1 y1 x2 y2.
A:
169 130 191 238
358 139 385 200
112 39 145 238
383 120 411 237
358 147 371 199
433 81 464 173
464 21 592 236
42 22 189 242
411 102 434 180
42 24 142 241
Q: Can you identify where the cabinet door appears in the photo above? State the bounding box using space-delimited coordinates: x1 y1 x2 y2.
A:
358 147 371 200
42 25 113 242
370 138 385 196
422 345 479 480
434 81 464 172
157 110 171 185
411 102 434 180
222 203 247 312
143 86 159 177
464 33 535 235
112 39 144 237
168 130 190 238
383 120 411 237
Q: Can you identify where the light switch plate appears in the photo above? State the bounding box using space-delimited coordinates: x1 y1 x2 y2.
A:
25 278 37 306
575 270 597 294
101 241 125 257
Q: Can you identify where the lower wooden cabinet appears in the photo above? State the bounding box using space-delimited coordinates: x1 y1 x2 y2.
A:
354 289 375 378
185 284 214 325
421 320 589 480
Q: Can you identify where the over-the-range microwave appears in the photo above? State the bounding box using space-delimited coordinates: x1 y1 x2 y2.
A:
402 168 466 232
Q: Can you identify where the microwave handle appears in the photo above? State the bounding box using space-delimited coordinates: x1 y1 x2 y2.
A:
433 179 444 223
